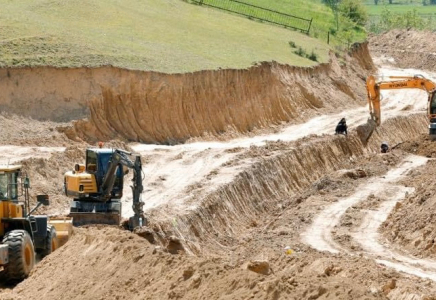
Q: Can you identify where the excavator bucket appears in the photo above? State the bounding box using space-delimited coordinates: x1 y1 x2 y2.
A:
48 217 73 247
356 118 377 144
69 212 121 227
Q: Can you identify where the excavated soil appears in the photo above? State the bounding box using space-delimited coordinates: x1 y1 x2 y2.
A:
369 30 436 72
3 32 436 299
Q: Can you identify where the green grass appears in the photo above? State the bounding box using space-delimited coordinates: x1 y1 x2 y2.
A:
0 0 333 73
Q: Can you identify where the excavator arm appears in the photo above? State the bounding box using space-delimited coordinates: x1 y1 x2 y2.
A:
366 75 436 126
99 149 145 229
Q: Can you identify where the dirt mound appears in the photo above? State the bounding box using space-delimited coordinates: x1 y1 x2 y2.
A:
0 113 71 146
380 135 436 259
1 226 428 300
19 145 86 215
369 30 436 71
0 43 374 144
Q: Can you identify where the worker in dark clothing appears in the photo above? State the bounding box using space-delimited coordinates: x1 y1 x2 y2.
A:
335 118 348 135
381 142 389 153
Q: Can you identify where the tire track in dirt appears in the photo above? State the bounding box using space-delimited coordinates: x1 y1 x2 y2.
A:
302 155 436 281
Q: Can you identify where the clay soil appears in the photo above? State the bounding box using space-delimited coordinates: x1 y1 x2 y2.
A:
2 31 436 300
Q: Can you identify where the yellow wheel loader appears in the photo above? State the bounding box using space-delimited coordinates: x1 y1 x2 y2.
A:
0 165 72 282
64 147 145 230
359 75 436 142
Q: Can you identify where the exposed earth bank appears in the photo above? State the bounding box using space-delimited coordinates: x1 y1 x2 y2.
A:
2 32 436 299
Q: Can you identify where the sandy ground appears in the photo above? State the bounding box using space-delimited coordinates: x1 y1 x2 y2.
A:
2 32 436 299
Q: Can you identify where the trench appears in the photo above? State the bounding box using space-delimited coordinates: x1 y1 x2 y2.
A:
146 114 428 254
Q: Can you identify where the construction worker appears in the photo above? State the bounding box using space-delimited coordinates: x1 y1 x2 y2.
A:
335 118 348 135
381 142 389 153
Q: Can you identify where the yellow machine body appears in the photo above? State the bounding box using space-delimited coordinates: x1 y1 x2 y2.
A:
64 166 98 197
0 165 72 274
0 201 24 237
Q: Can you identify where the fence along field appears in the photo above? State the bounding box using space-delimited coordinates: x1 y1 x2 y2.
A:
191 0 313 34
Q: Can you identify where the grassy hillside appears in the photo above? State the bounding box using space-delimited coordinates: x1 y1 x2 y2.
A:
0 0 332 73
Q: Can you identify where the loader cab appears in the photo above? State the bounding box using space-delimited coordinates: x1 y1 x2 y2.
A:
85 148 124 198
0 165 20 202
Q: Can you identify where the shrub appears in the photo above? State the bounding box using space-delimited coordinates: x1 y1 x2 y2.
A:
338 0 368 26
294 46 306 57
307 50 318 62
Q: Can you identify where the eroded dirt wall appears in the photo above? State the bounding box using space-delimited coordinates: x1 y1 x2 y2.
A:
73 53 372 144
0 43 373 144
148 114 427 253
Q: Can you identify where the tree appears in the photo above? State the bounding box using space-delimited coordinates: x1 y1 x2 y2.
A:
338 0 368 26
374 0 379 4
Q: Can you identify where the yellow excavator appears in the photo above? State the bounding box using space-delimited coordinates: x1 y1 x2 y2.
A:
64 147 145 230
0 165 72 282
360 74 436 142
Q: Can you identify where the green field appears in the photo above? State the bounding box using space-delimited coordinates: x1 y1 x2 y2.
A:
362 0 436 18
365 4 436 15
0 0 336 73
362 0 436 31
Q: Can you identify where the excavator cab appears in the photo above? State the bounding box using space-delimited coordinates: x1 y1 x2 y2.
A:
430 93 436 115
85 149 124 198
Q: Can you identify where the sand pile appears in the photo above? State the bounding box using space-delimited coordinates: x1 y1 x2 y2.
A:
1 225 427 300
0 113 72 146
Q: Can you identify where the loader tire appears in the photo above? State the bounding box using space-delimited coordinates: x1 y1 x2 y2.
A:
2 230 35 281
39 225 58 258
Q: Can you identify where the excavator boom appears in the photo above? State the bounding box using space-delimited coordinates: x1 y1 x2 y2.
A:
360 75 436 142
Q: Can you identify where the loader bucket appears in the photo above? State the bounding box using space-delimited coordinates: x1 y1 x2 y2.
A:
69 212 121 227
356 118 377 145
48 217 73 247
